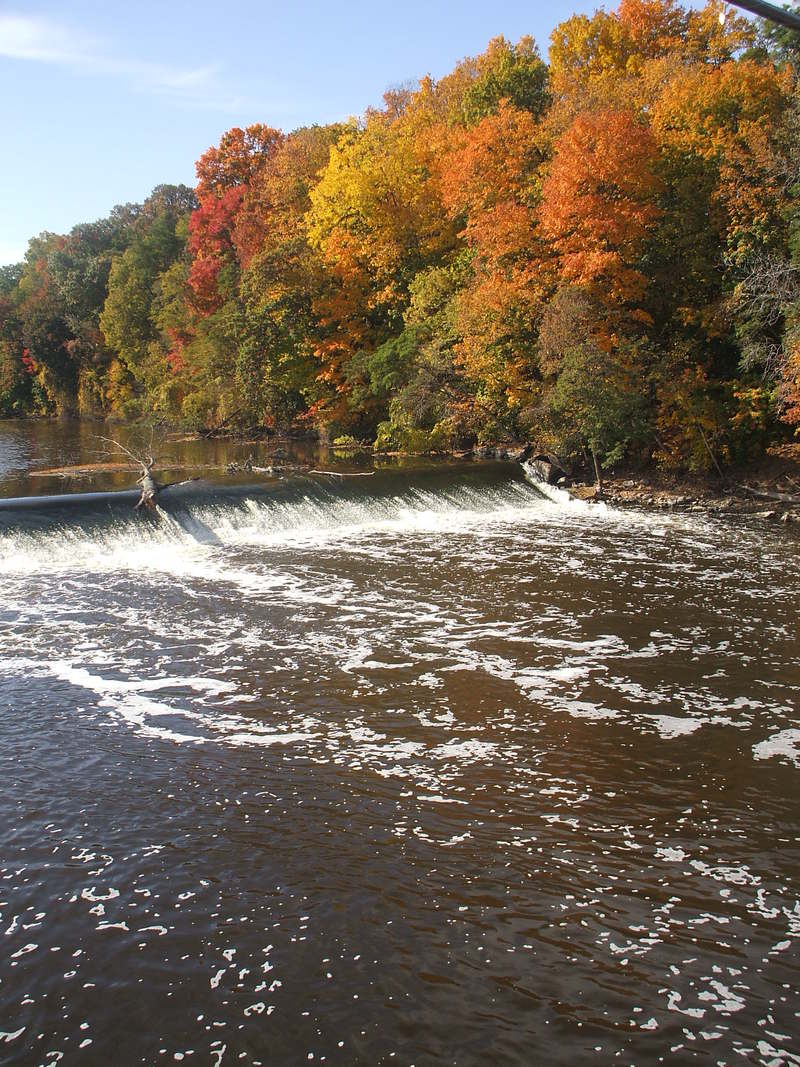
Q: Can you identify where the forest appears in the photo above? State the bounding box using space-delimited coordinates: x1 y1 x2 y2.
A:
2 0 800 472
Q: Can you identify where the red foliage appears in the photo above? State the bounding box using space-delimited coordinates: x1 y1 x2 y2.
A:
187 186 245 311
195 125 283 199
21 348 37 375
186 125 285 316
165 329 188 374
188 186 245 258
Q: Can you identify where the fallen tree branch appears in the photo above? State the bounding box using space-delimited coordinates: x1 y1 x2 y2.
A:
200 410 244 438
94 434 160 510
309 469 375 478
741 483 800 505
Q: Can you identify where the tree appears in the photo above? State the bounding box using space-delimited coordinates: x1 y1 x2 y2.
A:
540 108 661 326
100 189 194 416
461 36 550 126
0 264 30 415
306 100 458 427
195 125 284 199
439 101 549 433
548 338 651 486
236 125 345 428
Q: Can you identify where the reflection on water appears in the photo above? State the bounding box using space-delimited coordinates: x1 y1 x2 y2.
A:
0 419 358 499
1 421 799 1066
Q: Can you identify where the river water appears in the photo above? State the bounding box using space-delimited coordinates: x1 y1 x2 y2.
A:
1 421 799 1066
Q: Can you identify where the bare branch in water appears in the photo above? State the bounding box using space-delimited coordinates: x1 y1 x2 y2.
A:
93 432 161 511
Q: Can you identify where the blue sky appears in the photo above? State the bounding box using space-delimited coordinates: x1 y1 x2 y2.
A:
1 0 615 266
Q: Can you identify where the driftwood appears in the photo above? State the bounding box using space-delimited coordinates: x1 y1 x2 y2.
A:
741 483 800 505
95 434 160 511
309 469 375 478
135 467 159 510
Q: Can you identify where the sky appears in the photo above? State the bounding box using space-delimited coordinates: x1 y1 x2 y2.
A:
1 0 625 267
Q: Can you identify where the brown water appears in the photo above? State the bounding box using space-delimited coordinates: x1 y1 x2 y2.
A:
1 420 799 1066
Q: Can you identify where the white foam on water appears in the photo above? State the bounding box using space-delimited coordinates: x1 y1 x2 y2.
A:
50 663 236 700
0 470 737 583
646 715 705 739
522 465 598 511
753 730 800 767
567 701 619 721
226 731 318 748
2 469 798 797
690 861 761 887
656 847 688 863
430 739 499 760
0 1029 25 1044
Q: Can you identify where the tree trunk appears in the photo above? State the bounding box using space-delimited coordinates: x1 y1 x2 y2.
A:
591 448 604 498
741 484 800 505
135 466 159 510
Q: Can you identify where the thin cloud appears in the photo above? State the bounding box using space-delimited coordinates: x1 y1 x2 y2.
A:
0 13 242 108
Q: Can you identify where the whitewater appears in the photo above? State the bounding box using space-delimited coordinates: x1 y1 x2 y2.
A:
1 442 799 1065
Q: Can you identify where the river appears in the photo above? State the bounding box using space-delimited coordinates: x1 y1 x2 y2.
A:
1 420 799 1066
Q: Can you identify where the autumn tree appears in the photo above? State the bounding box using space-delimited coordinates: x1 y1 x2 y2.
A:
100 186 196 416
2 0 797 468
0 264 30 415
306 93 458 430
540 108 661 327
180 125 284 427
461 36 550 126
438 100 550 437
236 124 345 428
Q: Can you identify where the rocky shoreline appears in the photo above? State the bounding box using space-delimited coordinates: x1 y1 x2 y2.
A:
570 478 799 523
507 442 800 525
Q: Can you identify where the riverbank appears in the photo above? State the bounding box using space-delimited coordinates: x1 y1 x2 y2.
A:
565 444 800 523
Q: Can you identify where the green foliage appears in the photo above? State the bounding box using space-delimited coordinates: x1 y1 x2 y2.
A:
548 341 651 466
462 37 550 125
344 327 425 412
332 434 363 450
758 6 800 72
238 245 322 428
101 211 189 392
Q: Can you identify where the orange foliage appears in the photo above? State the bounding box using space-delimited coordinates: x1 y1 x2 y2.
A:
540 109 661 314
651 60 793 260
305 103 458 413
187 125 286 314
617 0 686 61
233 126 340 270
780 339 800 430
440 101 540 223
650 60 792 160
439 102 550 401
195 125 284 198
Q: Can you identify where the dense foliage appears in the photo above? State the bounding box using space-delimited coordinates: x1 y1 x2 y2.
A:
3 0 800 470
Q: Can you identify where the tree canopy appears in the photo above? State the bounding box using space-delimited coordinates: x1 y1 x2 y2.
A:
2 1 799 470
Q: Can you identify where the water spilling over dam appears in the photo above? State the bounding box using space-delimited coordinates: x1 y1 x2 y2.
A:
1 427 799 1065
